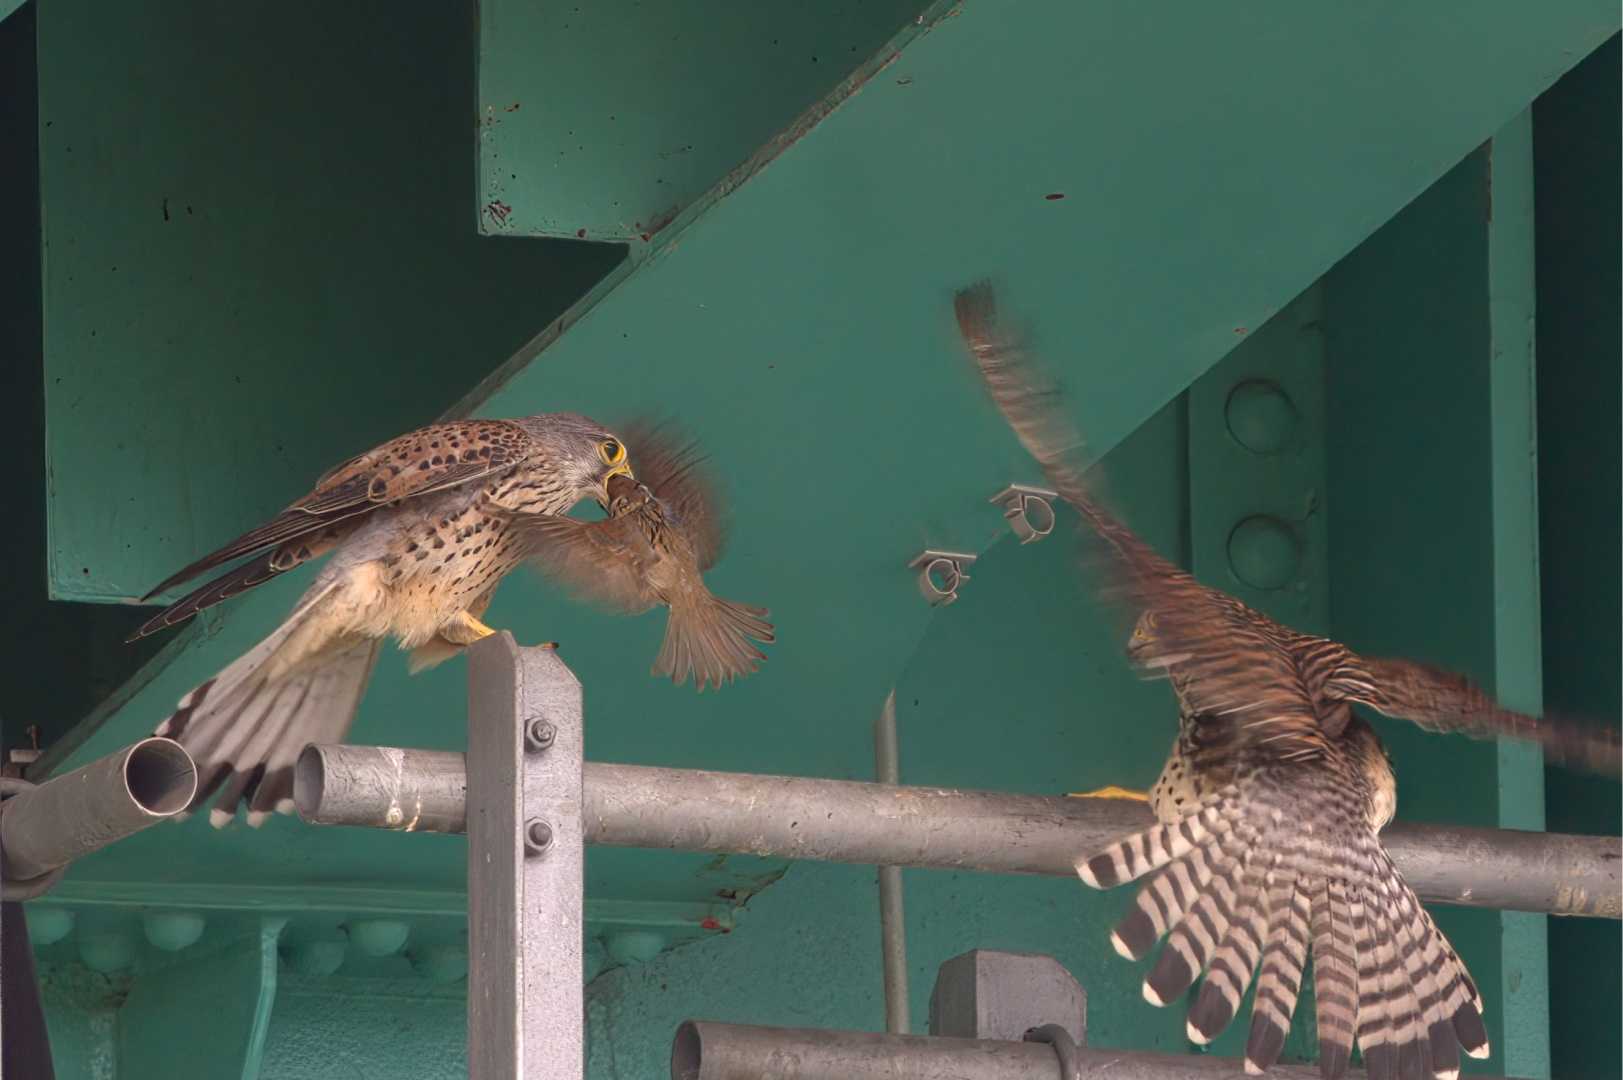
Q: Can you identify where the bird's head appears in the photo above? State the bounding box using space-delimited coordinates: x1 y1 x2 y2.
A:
514 412 635 510
1125 609 1160 665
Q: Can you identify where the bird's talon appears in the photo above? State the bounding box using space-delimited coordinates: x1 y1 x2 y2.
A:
1067 785 1150 802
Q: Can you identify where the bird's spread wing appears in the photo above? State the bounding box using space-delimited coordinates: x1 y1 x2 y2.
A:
617 416 729 570
1326 653 1622 776
953 281 1331 761
139 419 537 603
515 513 661 614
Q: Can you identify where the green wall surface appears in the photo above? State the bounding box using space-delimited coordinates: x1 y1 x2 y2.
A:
1533 36 1622 1080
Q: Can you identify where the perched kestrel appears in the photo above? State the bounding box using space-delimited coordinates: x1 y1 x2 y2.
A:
952 282 1619 1079
516 421 774 691
129 412 754 827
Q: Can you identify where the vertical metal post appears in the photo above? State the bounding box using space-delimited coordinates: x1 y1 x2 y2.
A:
466 634 584 1080
873 690 910 1035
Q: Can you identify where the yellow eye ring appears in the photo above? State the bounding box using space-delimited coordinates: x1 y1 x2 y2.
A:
597 439 625 466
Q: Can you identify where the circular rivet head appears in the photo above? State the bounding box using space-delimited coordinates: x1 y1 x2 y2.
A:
606 930 665 966
1224 379 1299 455
524 819 554 856
78 930 135 973
1227 516 1302 591
409 944 468 984
348 918 410 958
287 938 349 977
26 907 75 947
525 718 556 752
143 910 206 952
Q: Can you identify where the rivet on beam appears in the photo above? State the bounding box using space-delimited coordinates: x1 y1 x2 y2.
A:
348 918 410 958
142 910 206 952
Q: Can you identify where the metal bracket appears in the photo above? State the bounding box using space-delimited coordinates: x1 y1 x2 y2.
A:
907 550 977 606
989 484 1059 544
466 633 585 1080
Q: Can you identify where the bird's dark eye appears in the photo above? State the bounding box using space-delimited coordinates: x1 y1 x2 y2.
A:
597 439 624 466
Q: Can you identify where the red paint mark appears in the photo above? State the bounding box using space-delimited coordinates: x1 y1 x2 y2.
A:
1044 192 1065 201
576 228 587 239
700 917 729 933
484 201 512 226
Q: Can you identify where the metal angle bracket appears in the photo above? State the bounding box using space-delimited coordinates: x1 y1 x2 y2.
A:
906 550 978 607
989 484 1059 544
466 633 585 1080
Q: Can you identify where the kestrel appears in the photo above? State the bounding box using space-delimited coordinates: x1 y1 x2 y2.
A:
132 412 646 827
952 282 1619 1079
516 420 774 691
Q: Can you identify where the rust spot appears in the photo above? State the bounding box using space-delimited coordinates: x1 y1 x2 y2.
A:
483 201 512 226
576 228 587 239
1044 192 1065 201
1234 327 1248 335
504 102 521 112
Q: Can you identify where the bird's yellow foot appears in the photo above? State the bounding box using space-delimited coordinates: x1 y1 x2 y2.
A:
441 611 500 646
1067 785 1150 802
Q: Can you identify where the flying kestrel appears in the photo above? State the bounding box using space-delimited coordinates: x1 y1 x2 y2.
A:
516 420 774 691
952 282 1619 1079
132 412 767 827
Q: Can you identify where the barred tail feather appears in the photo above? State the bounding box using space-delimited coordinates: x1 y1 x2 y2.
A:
1077 790 1240 889
1244 881 1311 1074
153 583 379 827
1186 856 1272 1044
1310 877 1358 1079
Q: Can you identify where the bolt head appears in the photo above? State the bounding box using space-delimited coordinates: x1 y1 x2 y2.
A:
525 818 554 856
525 717 557 752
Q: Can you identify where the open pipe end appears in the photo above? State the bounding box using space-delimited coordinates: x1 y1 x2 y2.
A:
671 1021 703 1080
293 744 325 823
123 737 197 817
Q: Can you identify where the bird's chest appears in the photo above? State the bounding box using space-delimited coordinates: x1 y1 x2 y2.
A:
379 500 526 622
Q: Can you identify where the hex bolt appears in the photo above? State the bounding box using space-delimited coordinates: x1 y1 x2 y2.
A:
525 718 557 752
524 818 554 856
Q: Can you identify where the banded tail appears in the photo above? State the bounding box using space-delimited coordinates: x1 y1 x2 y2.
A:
655 592 774 692
1078 783 1487 1078
154 583 380 827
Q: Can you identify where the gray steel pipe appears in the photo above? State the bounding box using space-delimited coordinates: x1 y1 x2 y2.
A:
670 1022 1521 1080
294 744 1622 918
0 737 197 883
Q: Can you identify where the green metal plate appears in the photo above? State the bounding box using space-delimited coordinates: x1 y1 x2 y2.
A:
475 0 927 241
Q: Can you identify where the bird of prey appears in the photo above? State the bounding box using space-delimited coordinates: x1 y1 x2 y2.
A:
513 420 775 691
130 412 764 827
951 281 1619 1080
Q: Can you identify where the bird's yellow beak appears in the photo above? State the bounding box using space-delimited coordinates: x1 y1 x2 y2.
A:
597 460 634 508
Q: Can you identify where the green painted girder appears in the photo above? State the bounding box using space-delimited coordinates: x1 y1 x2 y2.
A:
40 0 1611 998
476 0 929 241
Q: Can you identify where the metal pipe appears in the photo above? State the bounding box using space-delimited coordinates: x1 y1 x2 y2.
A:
293 743 465 834
0 738 196 883
873 690 911 1035
670 1021 1523 1080
294 744 1622 918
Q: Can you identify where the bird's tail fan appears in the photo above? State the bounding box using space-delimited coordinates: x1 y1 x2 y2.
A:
1076 781 1487 1078
154 588 379 827
654 592 774 692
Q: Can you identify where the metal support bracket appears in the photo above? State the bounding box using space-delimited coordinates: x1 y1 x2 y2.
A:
907 550 978 606
466 633 585 1080
989 484 1059 544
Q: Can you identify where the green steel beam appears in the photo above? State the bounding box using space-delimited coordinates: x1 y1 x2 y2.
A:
475 0 927 241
